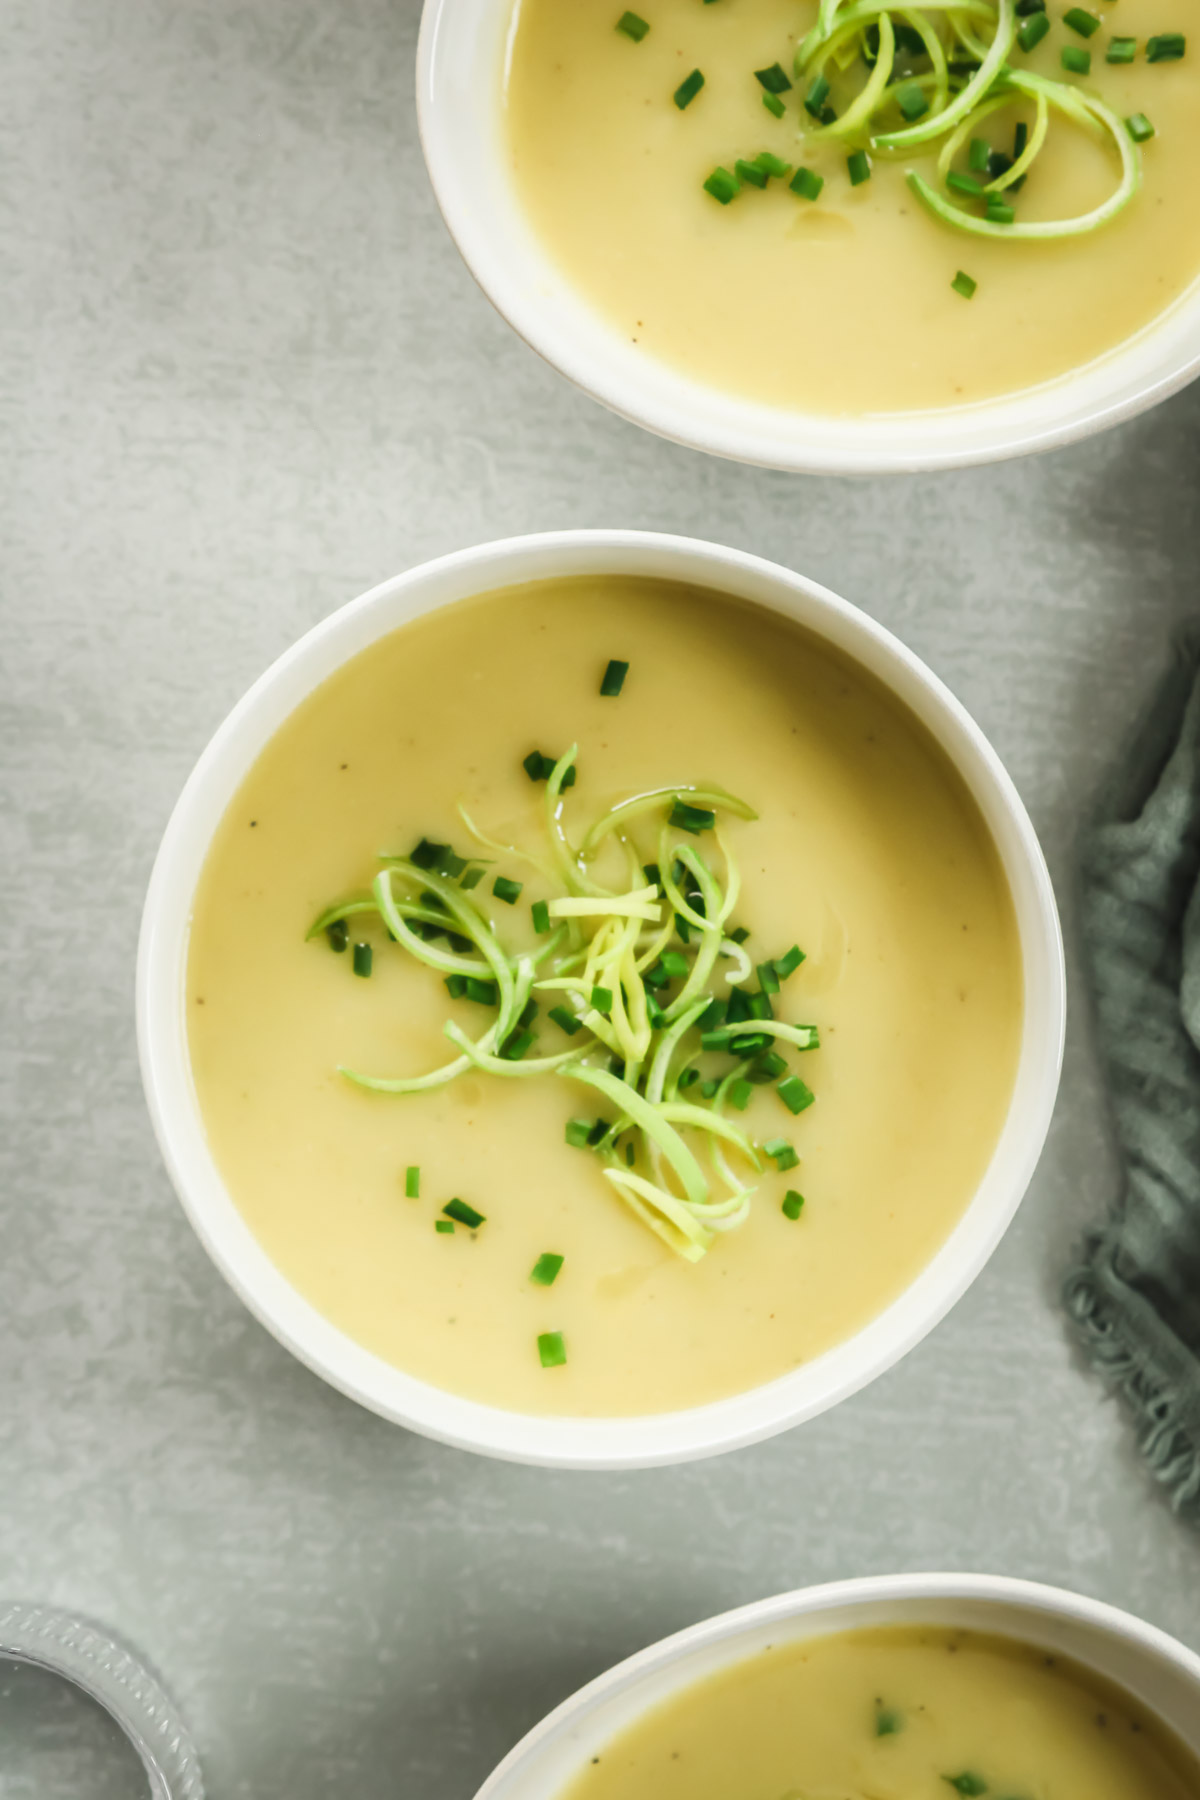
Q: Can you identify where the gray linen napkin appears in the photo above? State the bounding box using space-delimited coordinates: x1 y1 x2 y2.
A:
1063 633 1200 1524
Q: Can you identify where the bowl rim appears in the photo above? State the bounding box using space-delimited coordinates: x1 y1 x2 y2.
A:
470 1571 1200 1798
415 0 1200 476
137 528 1065 1468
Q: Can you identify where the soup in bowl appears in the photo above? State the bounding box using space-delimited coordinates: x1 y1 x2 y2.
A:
417 0 1200 471
471 1575 1200 1799
137 531 1063 1465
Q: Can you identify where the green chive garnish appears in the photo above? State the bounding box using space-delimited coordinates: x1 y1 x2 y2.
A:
778 1075 815 1115
755 61 792 93
753 151 792 179
986 198 1015 224
616 11 649 41
704 166 740 204
774 945 804 978
735 158 768 189
951 269 978 298
669 800 716 833
549 1005 583 1036
1107 36 1137 62
444 972 467 999
782 1189 805 1220
1064 8 1099 37
700 1079 719 1098
757 961 780 996
435 1219 455 1234
754 1051 787 1082
531 1253 564 1286
847 150 871 185
875 1703 902 1736
1061 44 1091 72
531 899 550 934
804 73 830 116
942 1778 988 1798
763 90 786 117
968 137 990 171
443 1197 485 1229
729 1079 754 1111
763 1137 800 1171
538 1331 567 1368
493 875 523 905
896 81 928 120
1017 12 1050 48
590 985 614 1014
460 865 486 890
565 1118 593 1148
499 1027 535 1061
405 1165 420 1198
327 918 349 952
600 658 629 696
352 942 373 977
947 171 984 197
465 977 498 1005
661 950 689 978
1126 112 1155 142
789 166 824 200
674 68 704 109
523 750 548 781
1146 33 1185 61
729 926 750 945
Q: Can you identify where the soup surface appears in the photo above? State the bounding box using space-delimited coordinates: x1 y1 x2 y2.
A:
560 1624 1200 1800
188 577 1022 1415
504 0 1200 415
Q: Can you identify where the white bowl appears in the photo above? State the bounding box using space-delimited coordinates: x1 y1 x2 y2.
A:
416 0 1200 475
137 530 1064 1467
471 1574 1200 1797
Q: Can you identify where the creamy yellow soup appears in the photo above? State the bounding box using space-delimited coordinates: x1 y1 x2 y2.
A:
187 578 1022 1415
504 0 1200 415
561 1625 1200 1800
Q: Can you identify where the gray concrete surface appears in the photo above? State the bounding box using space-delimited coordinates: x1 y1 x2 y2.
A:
1 2 1199 1795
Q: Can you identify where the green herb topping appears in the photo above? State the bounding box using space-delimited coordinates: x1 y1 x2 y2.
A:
538 1330 568 1368
530 1253 564 1286
405 1165 421 1198
616 11 649 41
674 68 705 109
443 1198 485 1229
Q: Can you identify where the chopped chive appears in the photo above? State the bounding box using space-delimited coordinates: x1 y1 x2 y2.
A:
968 137 990 172
782 1189 805 1221
352 942 373 978
700 1078 720 1098
549 1005 582 1036
590 985 614 1014
646 993 667 1029
1126 112 1155 142
753 151 793 179
818 103 837 124
986 198 1015 224
789 165 824 200
951 269 978 298
1107 35 1137 62
747 991 773 1021
531 899 550 934
763 1137 800 1171
774 945 805 979
674 914 691 943
523 750 550 781
411 838 448 871
517 998 538 1030
435 1219 455 1234
444 972 467 999
530 1253 564 1287
1014 121 1029 158
803 73 830 116
326 917 349 953
847 150 871 185
762 89 786 117
735 157 768 189
699 997 727 1028
674 67 705 108
465 976 498 1005
668 800 715 833
701 1029 732 1052
1064 7 1099 37
1146 32 1185 61
644 963 670 992
704 165 740 204
728 926 750 945
729 1078 754 1111
565 1118 593 1148
679 1067 700 1089
538 1331 567 1369
947 170 984 197
1015 0 1045 12
755 61 792 93
757 961 780 996
875 1704 902 1736
642 862 661 890
731 1031 769 1054
942 1778 988 1798
778 1075 815 1115
499 1028 535 1061
725 987 752 1024
460 865 486 890
405 1165 420 1199
493 875 523 905
1017 12 1050 48
754 1051 787 1082
616 10 649 41
1061 44 1091 71
896 81 928 120
586 1117 612 1147
661 950 689 978
624 1140 636 1164
600 658 629 696
443 1197 485 1229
